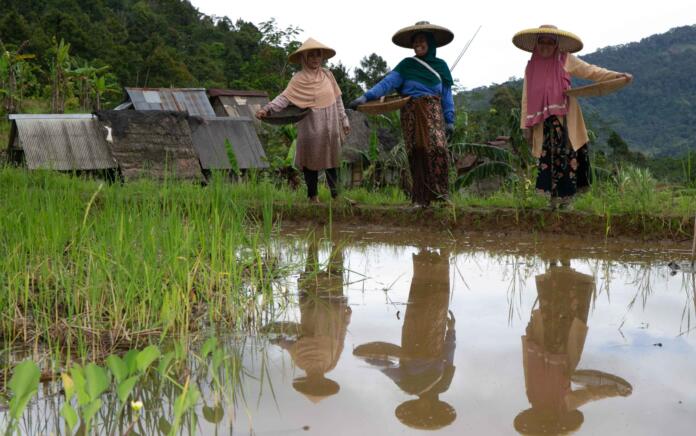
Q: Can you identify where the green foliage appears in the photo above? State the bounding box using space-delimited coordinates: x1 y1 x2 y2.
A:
171 378 200 436
224 138 240 175
0 1 307 104
452 143 519 189
354 53 389 90
7 360 40 427
329 61 363 105
61 362 110 434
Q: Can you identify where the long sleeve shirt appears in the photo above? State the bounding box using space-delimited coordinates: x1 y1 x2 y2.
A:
364 71 455 124
521 54 624 157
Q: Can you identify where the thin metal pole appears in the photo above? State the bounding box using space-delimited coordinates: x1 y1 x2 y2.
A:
451 26 482 72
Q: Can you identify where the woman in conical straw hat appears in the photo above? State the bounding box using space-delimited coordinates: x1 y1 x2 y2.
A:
513 24 633 209
349 21 455 207
256 38 350 203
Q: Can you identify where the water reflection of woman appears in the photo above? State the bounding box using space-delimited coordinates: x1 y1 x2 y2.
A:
268 239 351 402
354 248 456 430
515 259 632 434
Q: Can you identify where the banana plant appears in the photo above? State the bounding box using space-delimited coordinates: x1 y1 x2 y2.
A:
50 38 73 113
452 142 521 189
452 107 535 191
69 61 110 112
0 39 35 114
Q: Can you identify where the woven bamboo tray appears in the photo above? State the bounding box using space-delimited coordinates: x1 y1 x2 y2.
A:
357 95 411 115
566 77 630 98
261 105 310 125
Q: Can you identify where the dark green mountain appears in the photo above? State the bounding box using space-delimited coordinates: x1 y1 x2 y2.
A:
459 25 696 157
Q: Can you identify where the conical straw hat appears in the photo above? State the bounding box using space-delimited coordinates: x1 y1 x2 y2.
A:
288 38 336 64
513 24 583 53
392 21 454 48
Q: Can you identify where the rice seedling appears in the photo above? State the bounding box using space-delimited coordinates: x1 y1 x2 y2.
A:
0 167 302 361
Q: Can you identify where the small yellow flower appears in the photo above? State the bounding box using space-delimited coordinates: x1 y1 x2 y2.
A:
131 400 144 412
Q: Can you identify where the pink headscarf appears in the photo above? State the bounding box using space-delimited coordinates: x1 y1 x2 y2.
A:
524 47 571 128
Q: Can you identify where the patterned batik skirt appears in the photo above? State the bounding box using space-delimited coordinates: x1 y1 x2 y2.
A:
400 96 450 206
535 116 591 200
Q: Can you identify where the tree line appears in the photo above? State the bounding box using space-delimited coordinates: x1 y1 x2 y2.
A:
0 0 393 114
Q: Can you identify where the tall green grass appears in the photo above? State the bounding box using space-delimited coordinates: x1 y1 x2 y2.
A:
0 168 302 359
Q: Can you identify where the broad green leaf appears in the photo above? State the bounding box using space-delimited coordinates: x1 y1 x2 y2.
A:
61 403 79 432
106 355 128 383
82 399 102 426
61 373 75 400
211 349 225 372
158 351 176 377
117 376 140 404
123 349 139 375
8 360 40 399
9 392 37 422
8 361 40 420
200 337 218 360
84 363 110 401
70 365 90 406
136 345 161 373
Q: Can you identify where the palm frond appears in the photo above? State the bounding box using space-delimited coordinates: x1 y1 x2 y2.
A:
455 161 516 189
452 142 520 164
591 165 612 182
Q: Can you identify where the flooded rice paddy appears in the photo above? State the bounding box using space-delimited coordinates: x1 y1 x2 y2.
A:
3 225 696 435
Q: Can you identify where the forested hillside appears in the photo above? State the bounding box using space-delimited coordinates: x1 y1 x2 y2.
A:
580 25 696 156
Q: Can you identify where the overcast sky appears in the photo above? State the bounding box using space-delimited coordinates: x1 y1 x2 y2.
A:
191 0 695 90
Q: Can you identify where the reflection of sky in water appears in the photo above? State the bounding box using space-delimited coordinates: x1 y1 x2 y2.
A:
4 229 695 435
232 234 696 435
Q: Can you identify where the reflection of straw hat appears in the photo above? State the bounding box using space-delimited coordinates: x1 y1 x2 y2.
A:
513 24 583 53
395 398 456 430
293 376 340 403
514 408 584 434
392 21 454 48
288 38 336 64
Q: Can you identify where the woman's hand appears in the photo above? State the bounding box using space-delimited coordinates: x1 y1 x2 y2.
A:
343 125 351 136
255 109 268 119
348 95 367 110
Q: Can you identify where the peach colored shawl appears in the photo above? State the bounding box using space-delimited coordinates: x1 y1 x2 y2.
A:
282 55 341 109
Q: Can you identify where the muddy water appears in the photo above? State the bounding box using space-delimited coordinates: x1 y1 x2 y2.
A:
6 226 696 435
227 227 696 435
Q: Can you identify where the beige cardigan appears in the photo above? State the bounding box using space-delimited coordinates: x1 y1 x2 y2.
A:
521 54 622 158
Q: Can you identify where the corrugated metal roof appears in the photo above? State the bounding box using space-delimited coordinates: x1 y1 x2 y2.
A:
213 95 269 120
189 117 268 170
9 114 94 120
207 88 269 98
124 88 216 117
11 117 116 170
